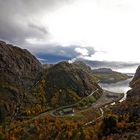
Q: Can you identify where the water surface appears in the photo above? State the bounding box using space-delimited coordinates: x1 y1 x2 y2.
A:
99 77 133 102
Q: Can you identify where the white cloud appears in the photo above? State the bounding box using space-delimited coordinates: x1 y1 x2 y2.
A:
74 48 89 56
44 0 140 63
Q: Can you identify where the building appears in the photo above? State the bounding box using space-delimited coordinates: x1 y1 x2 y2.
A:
62 108 74 115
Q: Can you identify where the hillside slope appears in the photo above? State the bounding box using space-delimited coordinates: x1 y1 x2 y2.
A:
92 68 130 83
0 41 102 121
32 61 102 108
0 41 43 121
98 66 140 139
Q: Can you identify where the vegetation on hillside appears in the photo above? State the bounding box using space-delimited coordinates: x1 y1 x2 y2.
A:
92 68 131 83
0 41 140 140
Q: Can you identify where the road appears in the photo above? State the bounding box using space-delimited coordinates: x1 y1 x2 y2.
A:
32 89 99 120
14 86 124 129
83 108 104 127
82 90 124 127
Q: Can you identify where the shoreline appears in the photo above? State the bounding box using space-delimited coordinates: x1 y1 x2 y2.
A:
92 90 124 109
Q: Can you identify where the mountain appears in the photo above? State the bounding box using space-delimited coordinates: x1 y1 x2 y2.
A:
1 41 140 140
21 61 102 114
127 66 140 98
98 66 140 139
0 41 102 122
0 41 43 122
42 61 102 108
92 68 131 83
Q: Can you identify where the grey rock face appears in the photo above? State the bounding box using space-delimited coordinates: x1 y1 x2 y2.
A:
0 41 43 89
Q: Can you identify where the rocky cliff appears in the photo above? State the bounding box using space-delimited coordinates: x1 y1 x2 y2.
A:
101 66 140 139
0 41 102 121
0 41 43 121
0 41 43 89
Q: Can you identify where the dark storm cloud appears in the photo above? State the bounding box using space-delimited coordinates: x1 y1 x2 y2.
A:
33 44 95 57
33 44 96 63
0 0 96 64
0 0 72 44
0 18 47 44
28 23 48 34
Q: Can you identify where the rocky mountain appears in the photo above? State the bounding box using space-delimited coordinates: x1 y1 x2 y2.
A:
0 41 43 122
43 61 102 107
92 68 130 83
126 66 140 99
1 40 140 140
129 66 140 88
98 66 140 139
0 41 102 121
0 41 43 88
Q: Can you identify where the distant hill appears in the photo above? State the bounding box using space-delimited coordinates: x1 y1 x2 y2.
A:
92 68 131 83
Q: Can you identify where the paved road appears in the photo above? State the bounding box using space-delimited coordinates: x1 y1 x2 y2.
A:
83 91 124 127
32 89 99 120
92 90 123 108
17 88 124 129
83 108 104 127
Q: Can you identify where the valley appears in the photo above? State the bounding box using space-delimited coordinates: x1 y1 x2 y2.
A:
0 41 140 140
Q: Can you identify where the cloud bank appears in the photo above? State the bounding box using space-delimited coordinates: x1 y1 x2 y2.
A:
0 0 72 44
0 0 140 66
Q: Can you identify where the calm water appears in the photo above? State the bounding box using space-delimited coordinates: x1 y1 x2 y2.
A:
99 77 133 101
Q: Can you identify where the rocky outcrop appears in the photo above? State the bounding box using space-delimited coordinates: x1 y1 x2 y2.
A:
0 41 43 121
129 66 140 88
0 41 43 89
127 66 140 98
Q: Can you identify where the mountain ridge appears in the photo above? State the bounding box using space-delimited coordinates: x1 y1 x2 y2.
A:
0 41 102 121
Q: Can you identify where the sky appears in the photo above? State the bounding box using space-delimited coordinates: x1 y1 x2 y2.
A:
0 0 140 72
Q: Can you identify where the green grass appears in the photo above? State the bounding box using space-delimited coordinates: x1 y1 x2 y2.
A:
77 95 96 107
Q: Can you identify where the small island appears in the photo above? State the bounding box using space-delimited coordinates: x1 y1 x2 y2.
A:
92 68 132 83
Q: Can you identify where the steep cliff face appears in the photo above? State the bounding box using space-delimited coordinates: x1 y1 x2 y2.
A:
114 65 140 114
127 66 140 98
0 41 43 89
97 66 140 140
129 66 140 88
0 41 43 121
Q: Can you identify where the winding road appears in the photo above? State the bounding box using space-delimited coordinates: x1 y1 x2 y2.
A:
31 89 99 120
13 81 124 129
83 108 104 127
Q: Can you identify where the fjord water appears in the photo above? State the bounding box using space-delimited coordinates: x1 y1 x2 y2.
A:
99 77 133 101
